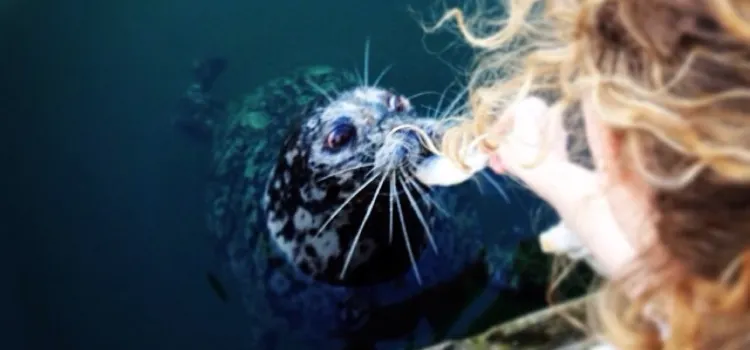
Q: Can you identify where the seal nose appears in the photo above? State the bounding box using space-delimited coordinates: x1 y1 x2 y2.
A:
393 129 419 160
375 128 423 170
395 145 408 159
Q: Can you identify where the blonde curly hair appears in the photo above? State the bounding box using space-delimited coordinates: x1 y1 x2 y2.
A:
431 0 750 348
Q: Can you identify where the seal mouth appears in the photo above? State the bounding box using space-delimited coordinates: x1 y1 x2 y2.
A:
329 119 446 285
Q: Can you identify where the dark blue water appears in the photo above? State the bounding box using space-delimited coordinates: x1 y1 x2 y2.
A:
3 0 553 349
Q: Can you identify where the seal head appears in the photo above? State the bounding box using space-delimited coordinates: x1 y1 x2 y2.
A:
263 86 443 286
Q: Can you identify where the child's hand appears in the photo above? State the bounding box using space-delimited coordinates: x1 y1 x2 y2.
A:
487 96 636 279
487 96 570 202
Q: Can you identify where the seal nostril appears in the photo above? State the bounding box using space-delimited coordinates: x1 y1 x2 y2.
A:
386 94 410 113
387 95 398 112
395 96 408 113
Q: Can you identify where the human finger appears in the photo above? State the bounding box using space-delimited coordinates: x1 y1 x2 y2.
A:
488 153 506 173
491 96 565 180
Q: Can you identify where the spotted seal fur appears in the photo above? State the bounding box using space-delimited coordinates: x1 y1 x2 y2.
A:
263 85 446 286
174 47 557 350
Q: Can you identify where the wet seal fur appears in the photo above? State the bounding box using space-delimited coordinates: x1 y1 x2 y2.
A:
263 86 443 286
175 57 554 350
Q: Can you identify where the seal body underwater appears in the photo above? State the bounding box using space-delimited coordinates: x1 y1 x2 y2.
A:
174 55 552 350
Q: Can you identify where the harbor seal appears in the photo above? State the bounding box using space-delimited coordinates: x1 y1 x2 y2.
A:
263 84 449 286
173 47 556 350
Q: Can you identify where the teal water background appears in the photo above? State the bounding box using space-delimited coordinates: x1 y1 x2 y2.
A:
1 1 552 349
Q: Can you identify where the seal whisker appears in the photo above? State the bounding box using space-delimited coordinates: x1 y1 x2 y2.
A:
353 68 364 86
529 203 548 234
402 172 451 217
305 78 334 103
422 106 440 118
316 172 380 237
433 81 457 118
472 176 486 195
353 165 379 186
362 166 379 180
316 163 374 183
388 172 396 244
372 65 393 87
406 91 440 101
437 87 468 121
339 171 388 279
478 171 511 204
363 38 371 87
398 171 438 254
496 172 532 214
394 175 423 285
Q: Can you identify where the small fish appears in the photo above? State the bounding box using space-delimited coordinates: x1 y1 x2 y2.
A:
206 271 229 303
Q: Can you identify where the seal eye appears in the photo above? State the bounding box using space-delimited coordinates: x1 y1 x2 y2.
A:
325 123 356 150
